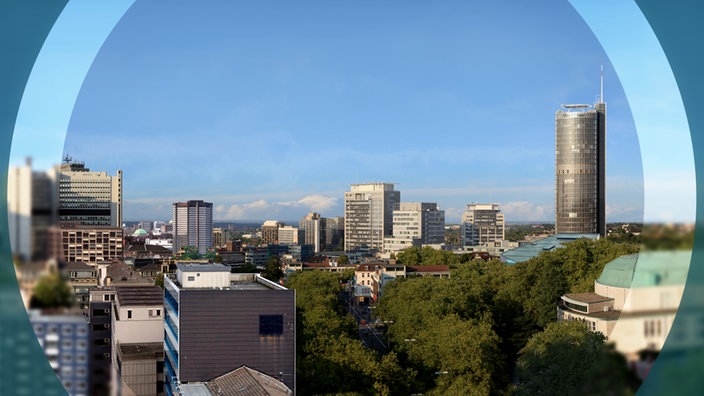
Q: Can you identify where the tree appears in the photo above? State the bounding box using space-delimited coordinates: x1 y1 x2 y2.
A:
30 271 74 309
516 321 606 395
154 273 164 289
262 255 283 283
178 245 201 260
286 271 414 395
338 253 350 265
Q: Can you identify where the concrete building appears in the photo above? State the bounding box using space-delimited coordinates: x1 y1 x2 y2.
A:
63 261 98 309
58 157 122 227
59 223 124 264
300 212 324 253
164 264 296 394
112 286 165 396
557 251 693 363
324 216 344 251
555 89 606 237
461 203 504 248
261 220 284 245
277 225 303 245
8 160 32 261
172 200 213 255
7 158 59 261
211 227 231 248
344 183 400 253
29 309 90 396
383 202 445 254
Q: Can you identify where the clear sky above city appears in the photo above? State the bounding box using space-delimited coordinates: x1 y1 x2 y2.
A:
17 1 658 224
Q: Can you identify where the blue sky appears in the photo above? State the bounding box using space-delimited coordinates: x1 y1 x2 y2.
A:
15 0 687 224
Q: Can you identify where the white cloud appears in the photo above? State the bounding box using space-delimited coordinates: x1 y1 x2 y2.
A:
501 201 553 223
297 195 338 212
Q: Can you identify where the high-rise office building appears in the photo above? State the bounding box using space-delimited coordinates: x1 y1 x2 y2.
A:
461 203 505 247
555 81 606 237
260 220 283 245
344 183 400 253
300 212 325 253
324 216 344 251
383 202 445 253
58 158 122 227
172 200 213 255
7 158 59 261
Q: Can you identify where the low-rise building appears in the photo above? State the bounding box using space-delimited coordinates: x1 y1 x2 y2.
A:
557 251 694 364
164 264 296 394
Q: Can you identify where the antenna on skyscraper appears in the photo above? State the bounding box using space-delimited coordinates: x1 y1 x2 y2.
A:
599 65 604 103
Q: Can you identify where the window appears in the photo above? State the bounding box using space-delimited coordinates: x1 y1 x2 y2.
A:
259 315 284 336
187 276 195 281
127 310 132 319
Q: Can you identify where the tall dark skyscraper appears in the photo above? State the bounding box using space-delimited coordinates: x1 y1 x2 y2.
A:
555 75 606 237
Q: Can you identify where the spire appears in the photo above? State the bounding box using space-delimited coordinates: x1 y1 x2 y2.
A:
599 65 604 103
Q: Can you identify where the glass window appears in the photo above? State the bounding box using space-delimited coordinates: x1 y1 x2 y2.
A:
259 315 284 336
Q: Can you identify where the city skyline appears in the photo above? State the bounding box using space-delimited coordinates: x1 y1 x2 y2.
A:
14 1 679 224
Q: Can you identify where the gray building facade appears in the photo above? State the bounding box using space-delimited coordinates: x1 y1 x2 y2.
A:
344 183 400 253
172 200 213 255
164 264 295 395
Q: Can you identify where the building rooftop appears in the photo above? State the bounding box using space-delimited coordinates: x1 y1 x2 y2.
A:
177 263 231 273
115 286 163 306
119 342 164 361
563 292 613 304
64 261 94 271
500 234 600 264
179 366 292 396
596 251 691 288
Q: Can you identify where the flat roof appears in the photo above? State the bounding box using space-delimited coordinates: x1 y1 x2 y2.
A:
177 263 230 273
119 342 164 361
564 292 613 304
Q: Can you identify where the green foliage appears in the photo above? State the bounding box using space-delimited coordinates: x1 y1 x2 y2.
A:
516 321 607 395
444 227 461 246
504 224 554 242
375 238 639 395
287 271 415 395
338 253 350 265
641 223 694 250
178 245 201 260
30 271 74 309
262 255 284 283
394 246 466 267
154 273 164 289
203 249 219 262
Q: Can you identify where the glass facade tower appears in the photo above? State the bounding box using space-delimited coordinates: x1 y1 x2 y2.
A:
555 99 606 237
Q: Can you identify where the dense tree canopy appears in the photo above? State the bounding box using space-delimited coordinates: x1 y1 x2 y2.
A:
287 271 414 395
377 237 640 395
289 237 640 394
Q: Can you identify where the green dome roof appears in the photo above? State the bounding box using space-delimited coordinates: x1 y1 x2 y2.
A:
132 228 149 236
